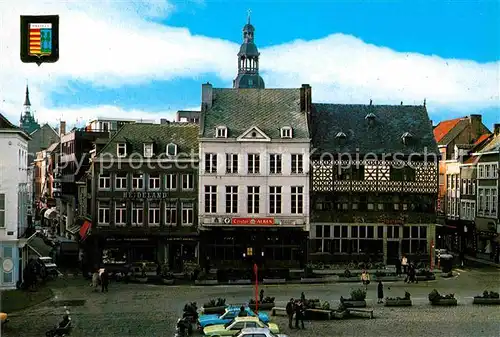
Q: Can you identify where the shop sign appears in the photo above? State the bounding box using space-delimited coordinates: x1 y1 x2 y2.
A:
232 218 274 225
383 219 404 225
105 237 152 242
123 191 169 200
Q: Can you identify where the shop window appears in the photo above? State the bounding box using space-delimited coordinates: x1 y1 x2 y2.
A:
411 226 419 238
402 240 410 254
367 226 374 238
340 239 350 253
351 226 358 238
323 225 331 238
350 239 358 253
315 225 323 238
333 225 340 237
419 226 427 239
377 226 383 239
403 226 410 238
332 239 341 253
360 226 366 238
341 226 348 238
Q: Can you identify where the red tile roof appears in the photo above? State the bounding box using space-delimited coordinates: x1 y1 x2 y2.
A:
433 118 463 142
474 133 491 146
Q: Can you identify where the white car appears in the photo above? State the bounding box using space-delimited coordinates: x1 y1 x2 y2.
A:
236 327 289 337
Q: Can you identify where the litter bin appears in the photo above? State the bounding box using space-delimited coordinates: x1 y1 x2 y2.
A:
439 254 454 273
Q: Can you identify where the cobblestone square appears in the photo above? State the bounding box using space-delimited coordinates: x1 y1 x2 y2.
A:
3 267 500 337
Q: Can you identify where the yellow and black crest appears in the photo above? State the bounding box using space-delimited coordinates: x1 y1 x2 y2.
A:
20 15 59 66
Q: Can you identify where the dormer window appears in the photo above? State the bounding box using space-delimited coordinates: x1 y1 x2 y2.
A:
216 126 227 138
144 143 154 158
365 113 376 125
280 127 292 139
401 132 413 145
166 143 177 156
335 132 347 139
117 143 127 158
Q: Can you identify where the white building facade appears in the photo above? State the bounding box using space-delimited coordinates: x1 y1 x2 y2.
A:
197 84 312 267
0 114 30 289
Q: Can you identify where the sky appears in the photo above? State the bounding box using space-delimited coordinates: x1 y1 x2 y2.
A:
0 0 499 130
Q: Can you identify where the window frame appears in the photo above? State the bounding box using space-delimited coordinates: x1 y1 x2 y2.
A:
205 153 217 173
291 153 304 174
115 173 127 190
165 201 177 225
132 174 144 190
166 143 178 156
225 186 238 214
247 153 260 174
204 185 217 213
269 186 282 214
148 174 161 190
0 194 6 228
247 186 260 214
114 201 127 225
181 201 194 225
99 174 111 190
269 154 282 174
291 186 304 214
148 201 160 226
98 201 110 225
132 202 144 225
116 143 127 158
225 153 238 174
181 173 194 190
165 173 177 190
143 143 154 158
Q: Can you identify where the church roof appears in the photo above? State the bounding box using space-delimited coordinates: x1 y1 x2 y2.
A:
201 88 309 139
310 103 438 155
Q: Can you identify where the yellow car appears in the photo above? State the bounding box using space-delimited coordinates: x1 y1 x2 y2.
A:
203 316 279 336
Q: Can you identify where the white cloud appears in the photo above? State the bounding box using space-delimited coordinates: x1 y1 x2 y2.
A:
0 1 498 126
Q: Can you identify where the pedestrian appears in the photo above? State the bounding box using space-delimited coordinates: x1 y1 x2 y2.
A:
377 281 384 303
101 269 109 292
395 257 402 276
361 270 370 291
238 306 247 317
260 289 264 303
286 298 294 329
91 271 99 292
300 292 305 302
402 255 408 274
459 250 465 267
294 301 305 329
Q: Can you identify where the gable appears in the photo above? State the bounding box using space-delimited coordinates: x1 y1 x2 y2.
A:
0 113 17 129
236 126 270 142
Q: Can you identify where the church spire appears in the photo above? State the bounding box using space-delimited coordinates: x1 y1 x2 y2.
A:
24 85 31 107
233 11 265 89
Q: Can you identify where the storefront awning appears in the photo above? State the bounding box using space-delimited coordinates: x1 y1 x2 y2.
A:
44 208 58 219
79 221 92 240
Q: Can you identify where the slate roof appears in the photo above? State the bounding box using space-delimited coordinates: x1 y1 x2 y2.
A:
436 118 470 145
98 123 199 158
474 133 491 146
0 112 31 140
201 88 309 139
310 104 438 155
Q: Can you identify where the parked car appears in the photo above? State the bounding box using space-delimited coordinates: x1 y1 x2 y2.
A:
203 316 279 336
198 306 269 328
236 327 288 337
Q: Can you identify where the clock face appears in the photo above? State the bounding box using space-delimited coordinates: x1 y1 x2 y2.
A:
2 258 14 272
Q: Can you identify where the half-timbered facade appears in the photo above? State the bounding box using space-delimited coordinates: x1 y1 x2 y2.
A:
309 103 439 265
83 123 199 274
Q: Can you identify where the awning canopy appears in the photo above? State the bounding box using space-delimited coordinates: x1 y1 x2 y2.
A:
80 221 92 240
44 208 58 220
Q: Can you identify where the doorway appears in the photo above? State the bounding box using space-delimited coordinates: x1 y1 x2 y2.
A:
387 241 400 265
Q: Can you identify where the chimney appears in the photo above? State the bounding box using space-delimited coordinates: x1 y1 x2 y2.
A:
469 114 482 133
494 123 500 136
59 121 66 137
300 84 312 113
201 82 213 111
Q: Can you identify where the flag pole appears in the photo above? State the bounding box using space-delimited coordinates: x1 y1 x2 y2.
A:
253 263 258 313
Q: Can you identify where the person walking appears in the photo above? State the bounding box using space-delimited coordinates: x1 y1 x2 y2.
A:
401 255 408 274
361 270 370 291
260 289 264 303
294 301 305 329
100 269 109 292
91 270 99 292
238 306 247 317
377 281 384 303
395 257 402 276
286 298 294 329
